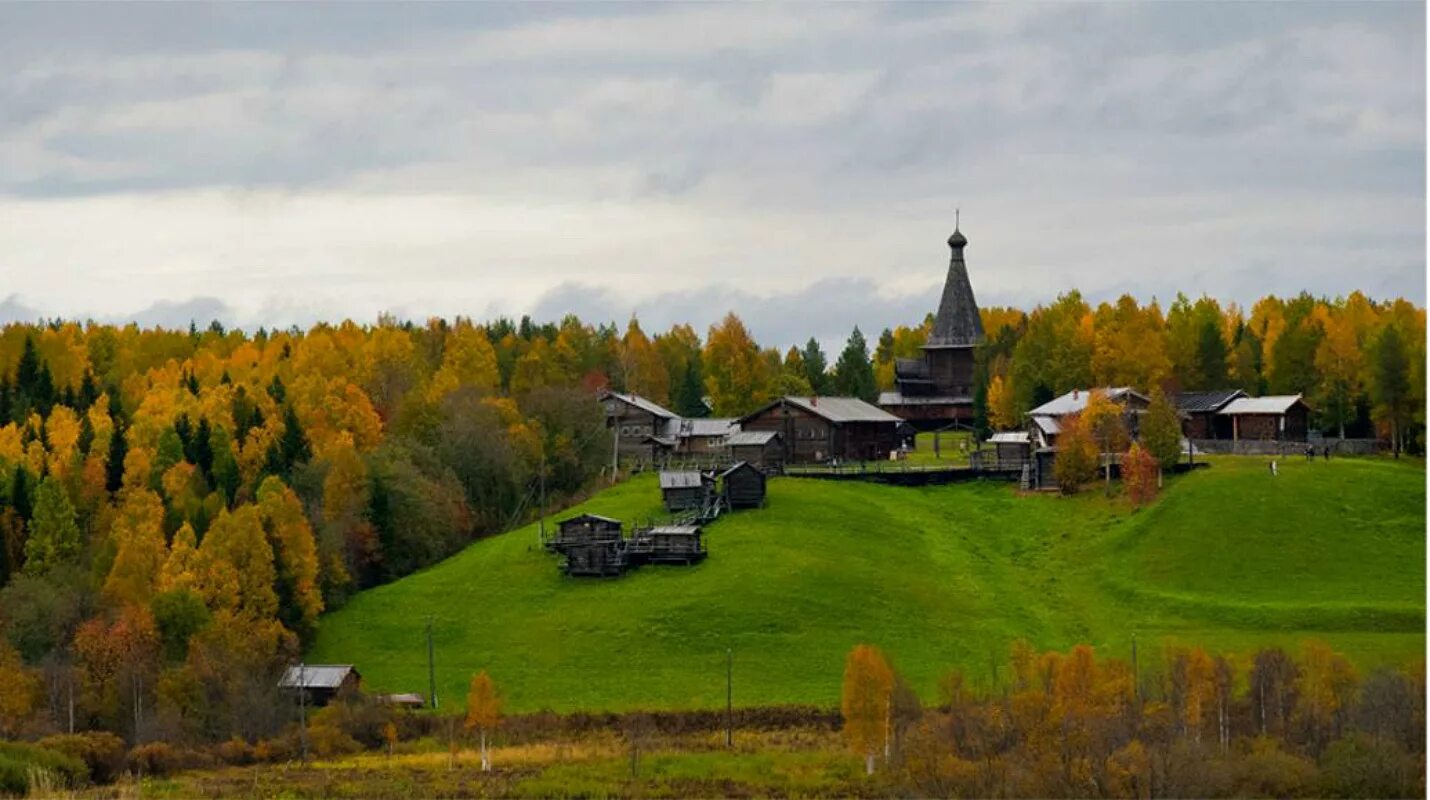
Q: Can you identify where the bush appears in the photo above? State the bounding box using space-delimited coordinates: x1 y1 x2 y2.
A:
307 722 362 758
0 741 88 795
214 736 256 766
36 732 127 784
126 741 215 777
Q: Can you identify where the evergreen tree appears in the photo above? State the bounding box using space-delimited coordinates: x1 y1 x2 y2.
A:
78 370 99 411
1194 317 1229 388
105 422 128 493
800 338 830 394
673 361 707 418
23 478 80 575
10 467 32 522
267 374 286 404
210 425 241 506
192 418 215 480
832 327 877 402
280 406 312 470
0 377 10 424
77 413 95 457
1370 324 1411 456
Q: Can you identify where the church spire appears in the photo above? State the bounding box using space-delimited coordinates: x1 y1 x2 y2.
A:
928 220 982 347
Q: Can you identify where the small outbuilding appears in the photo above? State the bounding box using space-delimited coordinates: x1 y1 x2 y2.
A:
659 470 715 512
562 540 628 577
377 693 426 709
549 513 623 552
720 461 767 509
627 525 706 565
1218 395 1312 442
1175 390 1245 439
278 664 361 707
987 431 1032 465
725 430 783 470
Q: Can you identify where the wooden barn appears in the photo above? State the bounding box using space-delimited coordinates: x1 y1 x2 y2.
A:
1027 387 1151 448
739 396 901 464
668 417 737 455
1219 395 1312 442
278 664 361 707
547 513 623 552
878 224 984 428
627 525 706 565
1175 390 1245 439
659 470 715 512
720 461 767 509
724 430 783 470
987 431 1032 465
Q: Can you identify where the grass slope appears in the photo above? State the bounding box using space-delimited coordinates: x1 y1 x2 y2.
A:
309 456 1425 713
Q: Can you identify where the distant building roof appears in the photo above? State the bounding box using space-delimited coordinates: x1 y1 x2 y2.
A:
756 396 903 424
988 431 1030 444
559 513 622 526
1030 416 1062 435
377 693 425 707
1219 395 1309 415
647 525 701 535
1028 387 1148 417
666 417 737 438
925 225 984 348
1175 390 1247 414
643 435 677 448
658 471 708 489
878 391 974 406
725 430 779 446
279 664 358 691
602 391 678 420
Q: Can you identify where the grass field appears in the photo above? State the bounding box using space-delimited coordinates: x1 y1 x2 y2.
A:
308 455 1425 714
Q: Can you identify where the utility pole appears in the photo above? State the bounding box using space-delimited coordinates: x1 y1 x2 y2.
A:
612 423 620 482
298 663 309 763
427 616 438 710
725 648 733 748
1132 633 1140 705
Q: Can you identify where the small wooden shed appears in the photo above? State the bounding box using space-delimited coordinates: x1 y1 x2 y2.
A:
725 430 783 470
549 513 623 552
628 525 706 565
278 664 361 707
988 431 1031 465
720 461 767 509
659 471 714 512
562 540 628 577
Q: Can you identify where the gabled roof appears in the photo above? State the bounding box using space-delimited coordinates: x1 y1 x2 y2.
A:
647 525 701 535
666 417 737 438
925 227 984 348
745 396 903 424
1219 395 1309 415
725 430 779 446
988 431 1030 444
601 391 678 420
559 513 622 526
658 471 709 489
1028 387 1149 417
1175 389 1247 414
279 664 358 690
719 461 761 478
1030 416 1062 435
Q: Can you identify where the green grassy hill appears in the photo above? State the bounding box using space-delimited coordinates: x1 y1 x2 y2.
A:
308 456 1425 713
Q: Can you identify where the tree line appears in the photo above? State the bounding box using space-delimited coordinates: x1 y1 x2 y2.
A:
0 285 1421 753
843 639 1424 798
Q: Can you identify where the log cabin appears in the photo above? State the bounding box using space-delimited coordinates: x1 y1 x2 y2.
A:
1174 390 1245 439
659 470 715 512
278 664 361 707
627 524 706 565
1218 395 1312 442
724 429 783 470
739 396 901 464
720 461 767 509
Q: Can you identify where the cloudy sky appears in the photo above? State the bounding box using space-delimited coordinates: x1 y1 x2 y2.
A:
0 3 1424 348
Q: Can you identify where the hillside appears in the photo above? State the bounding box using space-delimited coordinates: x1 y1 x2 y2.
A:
308 456 1426 713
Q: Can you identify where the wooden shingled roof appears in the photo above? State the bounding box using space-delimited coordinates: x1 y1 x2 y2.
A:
925 225 985 348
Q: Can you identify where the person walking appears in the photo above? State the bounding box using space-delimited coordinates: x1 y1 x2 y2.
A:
1270 459 1278 477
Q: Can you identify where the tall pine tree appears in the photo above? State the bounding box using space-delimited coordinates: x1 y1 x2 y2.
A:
832 328 877 402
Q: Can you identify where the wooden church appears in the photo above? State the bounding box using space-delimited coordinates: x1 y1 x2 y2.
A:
878 221 985 429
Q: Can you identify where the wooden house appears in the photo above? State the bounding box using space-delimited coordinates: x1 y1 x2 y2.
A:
1174 390 1245 439
600 391 679 464
548 513 623 552
739 396 901 464
878 225 984 428
724 430 783 470
720 461 766 509
278 664 361 707
1027 387 1151 449
627 525 706 565
1218 395 1311 442
659 470 714 512
667 417 737 455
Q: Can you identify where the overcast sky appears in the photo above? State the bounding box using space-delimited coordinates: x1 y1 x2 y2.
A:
0 2 1424 348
